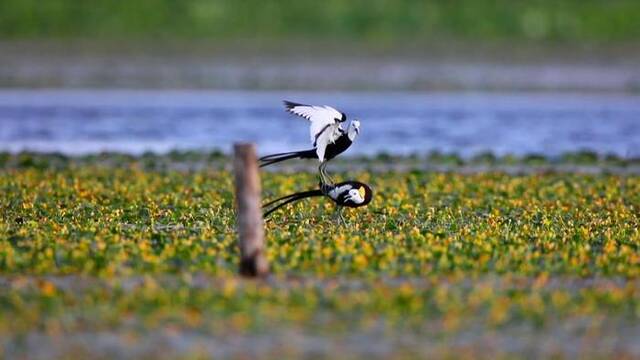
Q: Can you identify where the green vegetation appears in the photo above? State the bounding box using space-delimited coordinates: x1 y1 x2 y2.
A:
2 150 640 171
2 166 639 276
1 157 639 357
1 0 639 43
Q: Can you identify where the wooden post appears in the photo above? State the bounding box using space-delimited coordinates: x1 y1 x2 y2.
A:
233 143 269 277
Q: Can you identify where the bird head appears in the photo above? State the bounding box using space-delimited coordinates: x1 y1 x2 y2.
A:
343 182 372 207
348 120 360 141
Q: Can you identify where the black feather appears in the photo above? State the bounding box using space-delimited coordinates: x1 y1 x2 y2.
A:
263 189 323 218
283 100 308 110
259 149 316 167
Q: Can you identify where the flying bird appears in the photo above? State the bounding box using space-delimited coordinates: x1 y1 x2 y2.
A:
260 101 360 184
263 180 373 221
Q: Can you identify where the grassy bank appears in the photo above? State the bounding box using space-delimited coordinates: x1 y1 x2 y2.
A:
1 162 639 357
2 151 640 174
1 0 639 43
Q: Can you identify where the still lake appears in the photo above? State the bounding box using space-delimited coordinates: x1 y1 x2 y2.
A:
1 90 639 157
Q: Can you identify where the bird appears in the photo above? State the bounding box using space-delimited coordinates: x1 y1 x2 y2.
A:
262 180 373 221
259 100 360 184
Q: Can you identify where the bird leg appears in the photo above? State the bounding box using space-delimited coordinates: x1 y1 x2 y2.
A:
325 170 336 185
317 164 326 185
319 162 335 185
333 206 346 226
318 163 328 185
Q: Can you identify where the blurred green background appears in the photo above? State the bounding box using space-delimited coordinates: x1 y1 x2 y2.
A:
1 0 639 43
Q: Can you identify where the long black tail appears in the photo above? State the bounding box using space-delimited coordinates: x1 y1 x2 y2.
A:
259 151 303 167
263 189 323 218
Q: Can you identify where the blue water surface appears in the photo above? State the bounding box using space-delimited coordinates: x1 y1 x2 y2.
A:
0 90 638 157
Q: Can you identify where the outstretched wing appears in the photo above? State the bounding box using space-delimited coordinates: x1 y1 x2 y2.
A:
283 101 346 148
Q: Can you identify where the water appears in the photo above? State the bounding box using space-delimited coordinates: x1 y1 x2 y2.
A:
1 90 639 158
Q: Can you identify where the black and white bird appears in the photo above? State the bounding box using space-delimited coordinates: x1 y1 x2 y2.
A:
263 180 373 220
260 101 360 183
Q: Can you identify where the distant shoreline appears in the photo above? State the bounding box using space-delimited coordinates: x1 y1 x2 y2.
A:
1 41 639 92
3 151 640 175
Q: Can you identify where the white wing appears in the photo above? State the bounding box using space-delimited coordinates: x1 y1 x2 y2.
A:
283 101 345 146
328 184 353 200
315 126 335 162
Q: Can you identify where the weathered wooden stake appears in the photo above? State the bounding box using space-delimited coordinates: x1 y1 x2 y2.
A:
233 143 269 277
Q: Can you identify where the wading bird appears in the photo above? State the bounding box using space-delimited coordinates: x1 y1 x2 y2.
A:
263 180 373 222
260 101 360 184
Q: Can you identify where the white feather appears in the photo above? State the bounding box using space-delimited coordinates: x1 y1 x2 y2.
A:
314 128 332 162
328 184 353 200
285 104 344 146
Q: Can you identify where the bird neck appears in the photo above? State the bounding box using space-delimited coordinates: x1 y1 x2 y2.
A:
347 128 358 141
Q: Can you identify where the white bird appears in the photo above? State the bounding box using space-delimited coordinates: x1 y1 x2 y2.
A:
259 100 360 184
